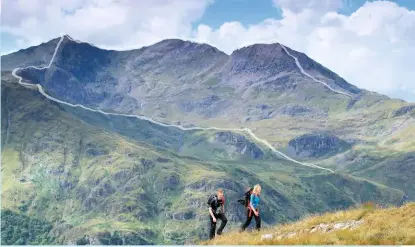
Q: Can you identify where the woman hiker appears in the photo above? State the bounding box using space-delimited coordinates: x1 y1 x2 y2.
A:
241 184 261 231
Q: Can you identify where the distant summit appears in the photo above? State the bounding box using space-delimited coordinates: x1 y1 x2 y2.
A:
2 34 365 117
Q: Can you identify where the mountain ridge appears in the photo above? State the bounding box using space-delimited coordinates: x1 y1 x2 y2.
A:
0 34 365 100
6 34 367 174
0 34 411 103
5 34 367 119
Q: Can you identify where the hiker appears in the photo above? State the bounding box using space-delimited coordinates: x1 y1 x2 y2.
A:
241 184 261 231
208 188 227 239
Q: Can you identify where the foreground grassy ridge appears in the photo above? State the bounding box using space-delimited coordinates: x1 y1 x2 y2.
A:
203 203 415 245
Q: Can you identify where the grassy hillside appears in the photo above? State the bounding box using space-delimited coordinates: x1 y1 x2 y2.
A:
4 36 414 203
0 73 405 244
203 202 415 245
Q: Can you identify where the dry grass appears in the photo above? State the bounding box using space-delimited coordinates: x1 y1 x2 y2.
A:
202 203 415 245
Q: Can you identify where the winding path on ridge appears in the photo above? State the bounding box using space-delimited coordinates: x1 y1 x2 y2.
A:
11 34 335 173
279 44 353 98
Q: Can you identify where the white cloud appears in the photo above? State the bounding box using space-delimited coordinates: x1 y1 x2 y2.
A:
1 0 213 50
193 1 415 102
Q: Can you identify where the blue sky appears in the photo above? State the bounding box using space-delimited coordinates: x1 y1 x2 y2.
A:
194 0 415 28
193 0 283 29
2 33 20 55
1 0 415 102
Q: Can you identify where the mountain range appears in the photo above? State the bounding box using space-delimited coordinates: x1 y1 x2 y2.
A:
1 34 414 244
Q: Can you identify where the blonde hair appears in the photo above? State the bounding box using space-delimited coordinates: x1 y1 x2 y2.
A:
217 188 224 194
253 184 261 194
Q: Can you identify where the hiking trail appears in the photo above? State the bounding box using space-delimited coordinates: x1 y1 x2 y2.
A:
279 44 353 98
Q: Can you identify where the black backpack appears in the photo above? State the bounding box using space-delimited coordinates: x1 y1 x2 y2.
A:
207 195 217 206
238 187 253 207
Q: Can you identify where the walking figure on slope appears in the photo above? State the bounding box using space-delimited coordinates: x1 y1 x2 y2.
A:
208 188 228 239
241 184 261 231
